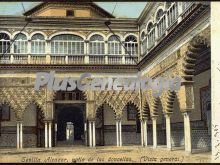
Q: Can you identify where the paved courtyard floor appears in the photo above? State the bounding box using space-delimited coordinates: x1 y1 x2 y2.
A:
0 145 211 163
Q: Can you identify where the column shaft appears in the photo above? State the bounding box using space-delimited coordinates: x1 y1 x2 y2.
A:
20 122 23 149
165 115 172 150
92 121 96 147
89 121 92 147
45 122 48 148
48 122 52 148
119 120 122 147
144 120 147 147
17 122 20 149
141 121 144 146
116 121 119 147
152 118 157 148
183 112 192 153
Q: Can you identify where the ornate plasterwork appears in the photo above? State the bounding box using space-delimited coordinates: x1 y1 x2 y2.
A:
0 86 56 120
180 27 210 83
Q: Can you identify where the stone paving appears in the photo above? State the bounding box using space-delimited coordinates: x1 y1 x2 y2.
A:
0 145 211 163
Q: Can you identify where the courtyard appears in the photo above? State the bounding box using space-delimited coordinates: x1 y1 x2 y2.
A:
0 146 211 163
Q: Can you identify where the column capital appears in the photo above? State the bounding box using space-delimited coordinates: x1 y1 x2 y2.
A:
87 119 96 122
181 110 192 116
43 119 53 123
141 118 148 122
164 113 172 118
151 116 158 120
115 118 122 122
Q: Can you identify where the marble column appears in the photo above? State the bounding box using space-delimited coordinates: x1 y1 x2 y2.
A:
183 112 192 153
45 122 48 148
92 121 96 147
89 121 92 147
141 120 144 146
17 122 19 149
119 120 122 147
152 117 157 148
165 114 172 150
116 120 119 147
16 121 23 149
20 122 23 149
143 119 147 147
48 122 52 148
84 122 87 146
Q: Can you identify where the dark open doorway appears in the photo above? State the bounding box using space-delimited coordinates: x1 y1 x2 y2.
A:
55 104 86 146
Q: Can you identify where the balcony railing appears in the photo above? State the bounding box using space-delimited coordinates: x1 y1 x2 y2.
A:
0 54 138 65
142 2 198 55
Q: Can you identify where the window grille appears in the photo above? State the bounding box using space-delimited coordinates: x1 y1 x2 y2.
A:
167 2 178 27
14 33 28 54
31 34 45 54
51 34 84 55
156 9 166 38
125 35 138 56
89 34 105 55
147 23 155 49
0 33 10 54
108 35 122 55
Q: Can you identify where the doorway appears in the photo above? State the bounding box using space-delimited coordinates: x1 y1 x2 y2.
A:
55 104 86 146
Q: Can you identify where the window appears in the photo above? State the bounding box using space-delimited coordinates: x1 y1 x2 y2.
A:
108 35 122 55
0 33 10 54
141 31 147 54
14 33 28 54
167 2 178 27
89 34 105 55
127 103 137 120
31 34 45 54
125 35 138 56
0 104 10 121
156 9 166 38
66 10 75 17
147 22 155 49
51 34 84 55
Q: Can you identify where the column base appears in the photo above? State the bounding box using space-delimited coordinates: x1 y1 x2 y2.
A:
167 147 172 151
185 150 192 155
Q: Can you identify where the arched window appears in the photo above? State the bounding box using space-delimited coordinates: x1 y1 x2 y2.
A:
51 34 84 55
147 22 155 49
108 35 122 55
167 2 178 27
125 35 138 56
141 31 147 54
14 33 27 54
147 22 154 33
31 34 45 54
89 34 105 55
156 9 164 21
156 9 166 38
0 33 10 54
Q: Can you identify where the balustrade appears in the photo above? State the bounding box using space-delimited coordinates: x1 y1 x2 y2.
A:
0 2 198 65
